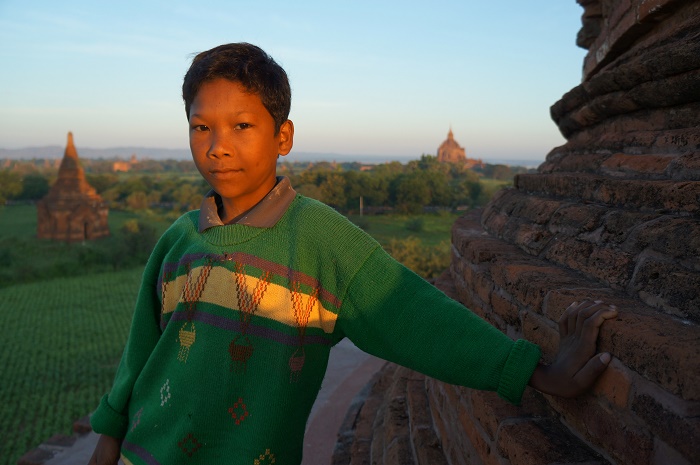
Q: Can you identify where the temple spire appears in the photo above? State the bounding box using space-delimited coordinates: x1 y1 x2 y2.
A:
65 131 78 159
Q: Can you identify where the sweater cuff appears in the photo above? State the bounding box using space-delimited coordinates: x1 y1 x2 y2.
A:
496 339 541 405
90 394 129 439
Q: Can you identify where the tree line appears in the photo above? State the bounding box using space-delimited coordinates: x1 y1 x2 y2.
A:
0 155 535 213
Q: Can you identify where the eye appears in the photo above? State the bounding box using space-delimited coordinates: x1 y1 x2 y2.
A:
235 123 251 130
191 124 209 132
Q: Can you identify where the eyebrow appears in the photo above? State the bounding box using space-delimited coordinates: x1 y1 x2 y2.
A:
189 111 255 119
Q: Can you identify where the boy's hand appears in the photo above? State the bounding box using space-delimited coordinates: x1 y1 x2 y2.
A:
87 434 121 465
529 300 618 398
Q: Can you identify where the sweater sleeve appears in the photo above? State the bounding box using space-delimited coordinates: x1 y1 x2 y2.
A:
336 246 541 405
90 241 166 438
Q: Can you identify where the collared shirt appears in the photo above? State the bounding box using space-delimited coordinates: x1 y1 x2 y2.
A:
198 176 297 232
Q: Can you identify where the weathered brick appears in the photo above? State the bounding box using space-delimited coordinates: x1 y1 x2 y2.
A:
490 259 586 311
406 378 431 428
426 381 474 465
73 415 92 435
474 269 496 308
354 365 395 446
666 151 700 180
410 426 449 465
631 392 700 462
544 238 634 289
550 396 654 464
541 287 616 322
602 305 700 401
512 223 555 256
520 310 559 363
511 196 563 225
600 209 659 246
369 400 387 462
384 434 414 465
456 398 499 465
630 254 700 322
490 292 521 328
600 153 674 177
652 437 694 465
637 0 680 22
590 358 632 409
547 202 607 234
625 216 700 258
469 389 551 442
516 173 700 215
497 418 609 465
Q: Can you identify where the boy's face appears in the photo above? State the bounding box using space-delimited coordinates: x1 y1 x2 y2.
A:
188 78 294 221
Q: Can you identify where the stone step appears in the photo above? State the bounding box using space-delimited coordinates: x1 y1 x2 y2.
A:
513 172 700 215
539 152 698 180
481 188 700 321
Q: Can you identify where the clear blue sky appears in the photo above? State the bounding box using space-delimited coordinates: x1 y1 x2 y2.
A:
0 0 586 162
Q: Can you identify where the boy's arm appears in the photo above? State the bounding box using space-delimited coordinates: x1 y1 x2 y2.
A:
337 246 616 404
338 246 542 404
87 434 121 465
528 300 617 397
90 246 165 438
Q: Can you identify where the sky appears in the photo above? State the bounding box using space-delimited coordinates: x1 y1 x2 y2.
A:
0 0 587 163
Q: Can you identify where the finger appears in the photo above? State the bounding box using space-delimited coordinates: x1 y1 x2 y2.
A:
566 300 597 335
575 300 609 337
584 305 619 329
579 306 619 347
559 301 579 337
573 352 612 393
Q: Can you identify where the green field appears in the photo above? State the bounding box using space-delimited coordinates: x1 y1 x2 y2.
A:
346 211 460 248
0 267 142 465
0 204 462 463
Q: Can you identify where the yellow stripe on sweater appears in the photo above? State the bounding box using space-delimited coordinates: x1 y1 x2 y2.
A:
161 266 338 333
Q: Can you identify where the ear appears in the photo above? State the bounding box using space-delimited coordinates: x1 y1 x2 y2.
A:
277 120 294 157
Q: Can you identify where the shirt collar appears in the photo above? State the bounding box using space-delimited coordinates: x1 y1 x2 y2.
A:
198 176 296 232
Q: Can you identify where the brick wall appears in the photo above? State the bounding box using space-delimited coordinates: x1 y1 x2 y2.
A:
333 1 699 464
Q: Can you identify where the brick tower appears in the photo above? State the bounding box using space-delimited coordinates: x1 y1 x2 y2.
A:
36 132 110 241
437 128 467 164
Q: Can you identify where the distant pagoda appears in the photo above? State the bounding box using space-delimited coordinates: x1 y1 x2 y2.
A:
436 128 484 168
36 132 109 241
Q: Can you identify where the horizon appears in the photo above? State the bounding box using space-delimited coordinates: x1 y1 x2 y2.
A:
0 1 586 161
0 142 546 168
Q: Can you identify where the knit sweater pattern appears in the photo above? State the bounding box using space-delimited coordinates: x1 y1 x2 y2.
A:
90 194 541 465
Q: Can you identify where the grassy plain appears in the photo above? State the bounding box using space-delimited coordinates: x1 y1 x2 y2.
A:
346 211 460 248
0 267 142 465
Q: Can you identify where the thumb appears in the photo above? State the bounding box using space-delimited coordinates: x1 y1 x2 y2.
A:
573 352 612 391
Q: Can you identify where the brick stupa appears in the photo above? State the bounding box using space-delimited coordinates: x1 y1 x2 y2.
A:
436 128 484 169
36 132 109 241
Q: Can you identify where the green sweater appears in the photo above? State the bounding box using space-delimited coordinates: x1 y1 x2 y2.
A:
91 193 540 465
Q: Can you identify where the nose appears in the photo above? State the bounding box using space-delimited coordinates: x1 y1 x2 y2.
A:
207 130 232 158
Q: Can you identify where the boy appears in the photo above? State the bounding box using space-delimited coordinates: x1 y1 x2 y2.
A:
88 43 617 465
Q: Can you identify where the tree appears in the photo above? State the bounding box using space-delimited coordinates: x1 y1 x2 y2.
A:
0 170 22 204
126 191 149 210
318 173 346 208
393 172 430 214
18 174 50 200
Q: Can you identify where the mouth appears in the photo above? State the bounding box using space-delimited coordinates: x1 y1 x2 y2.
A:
210 167 242 174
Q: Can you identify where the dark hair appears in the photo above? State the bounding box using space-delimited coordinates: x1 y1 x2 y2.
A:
182 43 291 133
